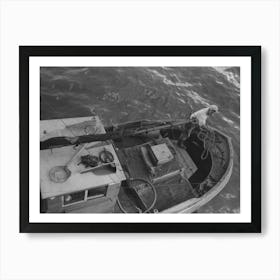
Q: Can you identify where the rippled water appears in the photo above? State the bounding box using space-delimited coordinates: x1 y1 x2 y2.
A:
40 66 240 213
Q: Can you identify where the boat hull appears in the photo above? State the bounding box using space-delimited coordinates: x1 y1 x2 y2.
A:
40 117 234 213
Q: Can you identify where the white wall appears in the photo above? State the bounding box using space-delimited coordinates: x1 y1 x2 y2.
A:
0 0 279 279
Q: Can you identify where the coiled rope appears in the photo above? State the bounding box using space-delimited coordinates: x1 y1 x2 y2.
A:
117 178 157 213
197 126 216 160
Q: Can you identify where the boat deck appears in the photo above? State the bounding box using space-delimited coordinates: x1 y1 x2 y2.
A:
115 137 198 212
40 116 234 214
115 174 196 213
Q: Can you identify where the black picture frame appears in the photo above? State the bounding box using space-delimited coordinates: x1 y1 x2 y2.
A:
20 46 261 233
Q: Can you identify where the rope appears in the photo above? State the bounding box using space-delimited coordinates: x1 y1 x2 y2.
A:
196 126 216 160
116 178 157 214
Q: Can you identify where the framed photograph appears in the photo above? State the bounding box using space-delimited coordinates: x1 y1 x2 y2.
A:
20 46 261 233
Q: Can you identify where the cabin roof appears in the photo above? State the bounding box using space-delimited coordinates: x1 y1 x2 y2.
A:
40 116 125 199
40 143 126 199
40 116 106 141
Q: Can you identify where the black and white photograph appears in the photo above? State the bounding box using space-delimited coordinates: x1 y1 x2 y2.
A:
19 46 261 233
40 66 240 214
2 0 279 279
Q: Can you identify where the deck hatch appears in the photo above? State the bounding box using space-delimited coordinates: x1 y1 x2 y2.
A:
149 143 174 165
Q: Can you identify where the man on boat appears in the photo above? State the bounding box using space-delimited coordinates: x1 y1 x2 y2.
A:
178 105 218 148
190 105 219 126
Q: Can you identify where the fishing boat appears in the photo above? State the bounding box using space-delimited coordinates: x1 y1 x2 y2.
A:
40 115 233 213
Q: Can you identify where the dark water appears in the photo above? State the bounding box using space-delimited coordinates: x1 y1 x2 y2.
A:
40 66 240 213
